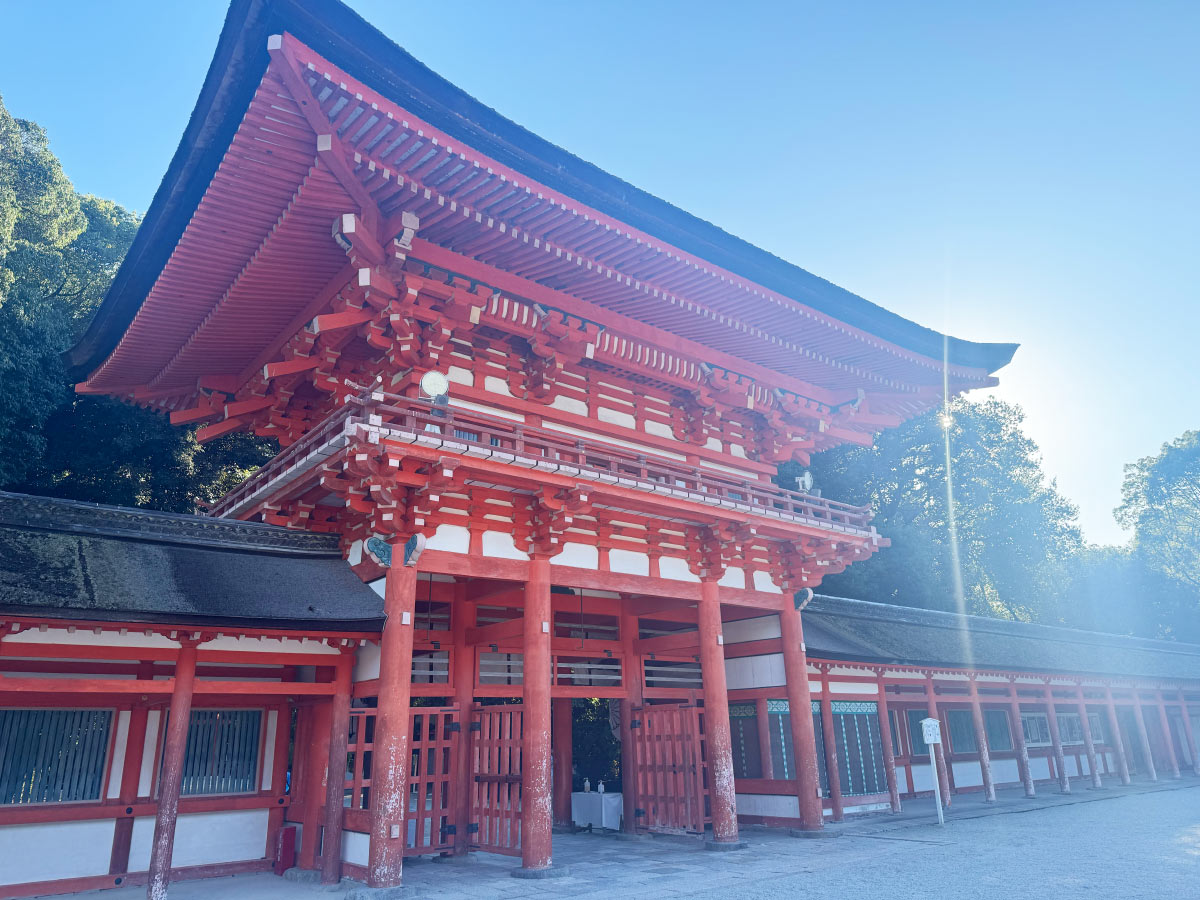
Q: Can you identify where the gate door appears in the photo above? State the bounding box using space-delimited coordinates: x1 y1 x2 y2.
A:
630 703 709 834
469 704 523 855
343 704 461 856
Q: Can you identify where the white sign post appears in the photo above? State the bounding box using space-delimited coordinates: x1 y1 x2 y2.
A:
920 717 945 826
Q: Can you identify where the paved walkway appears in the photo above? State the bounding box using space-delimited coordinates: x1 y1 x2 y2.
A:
61 778 1200 900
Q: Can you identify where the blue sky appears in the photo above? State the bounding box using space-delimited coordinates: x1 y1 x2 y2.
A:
2 1 1196 545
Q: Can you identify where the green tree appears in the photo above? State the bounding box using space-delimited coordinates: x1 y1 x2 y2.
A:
791 398 1082 622
0 94 275 509
1116 430 1200 595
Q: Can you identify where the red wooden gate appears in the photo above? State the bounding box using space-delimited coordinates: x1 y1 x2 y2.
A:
469 703 523 855
630 702 709 834
344 704 461 856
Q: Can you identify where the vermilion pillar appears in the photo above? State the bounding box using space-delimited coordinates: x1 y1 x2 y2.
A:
1007 684 1035 797
698 579 740 844
925 676 951 808
1074 687 1103 789
819 687 844 821
1132 693 1159 782
520 556 554 871
451 585 475 855
367 557 418 888
1177 690 1199 776
1155 692 1182 779
1043 689 1071 794
967 680 996 801
1102 686 1131 785
778 600 823 831
146 642 198 900
321 651 353 884
552 699 574 827
875 676 901 813
619 607 643 834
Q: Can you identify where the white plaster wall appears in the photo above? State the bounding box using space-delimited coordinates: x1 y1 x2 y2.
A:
725 653 785 690
482 531 529 560
735 793 799 818
1063 755 1081 777
658 556 700 582
723 615 781 644
426 523 470 554
829 681 876 695
643 420 675 439
354 642 381 682
483 375 514 396
909 763 935 792
991 758 1020 783
752 570 783 593
951 761 984 788
447 365 474 386
342 830 370 866
550 395 588 416
597 406 636 429
718 567 745 589
107 710 132 799
448 398 524 422
138 710 161 797
0 820 117 884
6 628 176 649
609 549 649 576
551 542 599 569
129 809 269 870
1029 756 1052 780
202 635 338 656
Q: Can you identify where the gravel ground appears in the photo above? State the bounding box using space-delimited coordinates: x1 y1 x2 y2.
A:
64 783 1199 900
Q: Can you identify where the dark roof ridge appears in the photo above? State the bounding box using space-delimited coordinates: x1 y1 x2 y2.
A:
809 593 1200 659
0 491 340 557
66 0 1017 380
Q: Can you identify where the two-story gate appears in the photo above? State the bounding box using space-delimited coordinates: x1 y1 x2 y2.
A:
629 702 709 834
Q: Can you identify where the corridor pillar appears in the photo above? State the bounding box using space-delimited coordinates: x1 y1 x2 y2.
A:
875 676 902 813
146 641 198 900
1132 694 1159 782
1102 687 1132 785
1007 683 1035 798
1073 686 1103 789
321 651 354 884
619 607 643 834
967 679 996 801
1043 688 1071 794
779 599 825 830
519 555 555 872
1177 690 1199 776
925 675 952 808
819 685 844 822
1155 692 1182 779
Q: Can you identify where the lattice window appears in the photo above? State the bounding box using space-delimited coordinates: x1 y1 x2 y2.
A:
0 708 113 805
479 652 523 685
413 650 450 684
1020 713 1053 747
553 655 621 688
178 710 263 796
728 704 762 779
642 659 702 690
829 701 887 797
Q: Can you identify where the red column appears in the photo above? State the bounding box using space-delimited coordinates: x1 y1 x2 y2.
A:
146 642 198 900
367 558 418 888
1132 693 1159 782
967 680 996 801
1102 686 1131 785
110 701 150 876
1043 688 1071 793
520 555 554 870
778 601 823 831
1155 692 1182 779
925 675 951 808
1177 690 1199 776
698 579 740 844
754 698 774 779
552 699 574 827
875 676 901 813
321 651 353 884
1007 684 1035 797
819 685 844 822
451 585 475 854
619 607 643 834
1074 687 1102 789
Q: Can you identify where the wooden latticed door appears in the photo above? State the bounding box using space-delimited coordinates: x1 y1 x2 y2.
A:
469 703 523 855
343 704 461 856
629 702 709 834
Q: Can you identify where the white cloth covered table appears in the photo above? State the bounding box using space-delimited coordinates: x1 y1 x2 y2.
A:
571 791 622 830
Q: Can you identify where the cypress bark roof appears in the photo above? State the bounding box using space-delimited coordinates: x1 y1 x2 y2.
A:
804 594 1200 681
0 492 383 630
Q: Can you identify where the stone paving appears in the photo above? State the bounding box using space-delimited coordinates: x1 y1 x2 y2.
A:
61 778 1200 900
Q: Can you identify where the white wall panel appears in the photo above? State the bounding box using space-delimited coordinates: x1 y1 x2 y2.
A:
129 809 268 870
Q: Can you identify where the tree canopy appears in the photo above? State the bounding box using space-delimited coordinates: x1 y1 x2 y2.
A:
0 94 274 510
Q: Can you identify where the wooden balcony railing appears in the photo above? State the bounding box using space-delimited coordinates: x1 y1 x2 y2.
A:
210 389 874 533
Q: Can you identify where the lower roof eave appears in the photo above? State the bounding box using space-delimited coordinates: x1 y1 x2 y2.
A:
1 605 384 636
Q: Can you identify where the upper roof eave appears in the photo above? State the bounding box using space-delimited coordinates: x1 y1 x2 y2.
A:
66 0 1018 382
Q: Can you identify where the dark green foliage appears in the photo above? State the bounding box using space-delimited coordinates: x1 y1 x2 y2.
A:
0 94 275 510
571 698 621 791
790 398 1081 622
